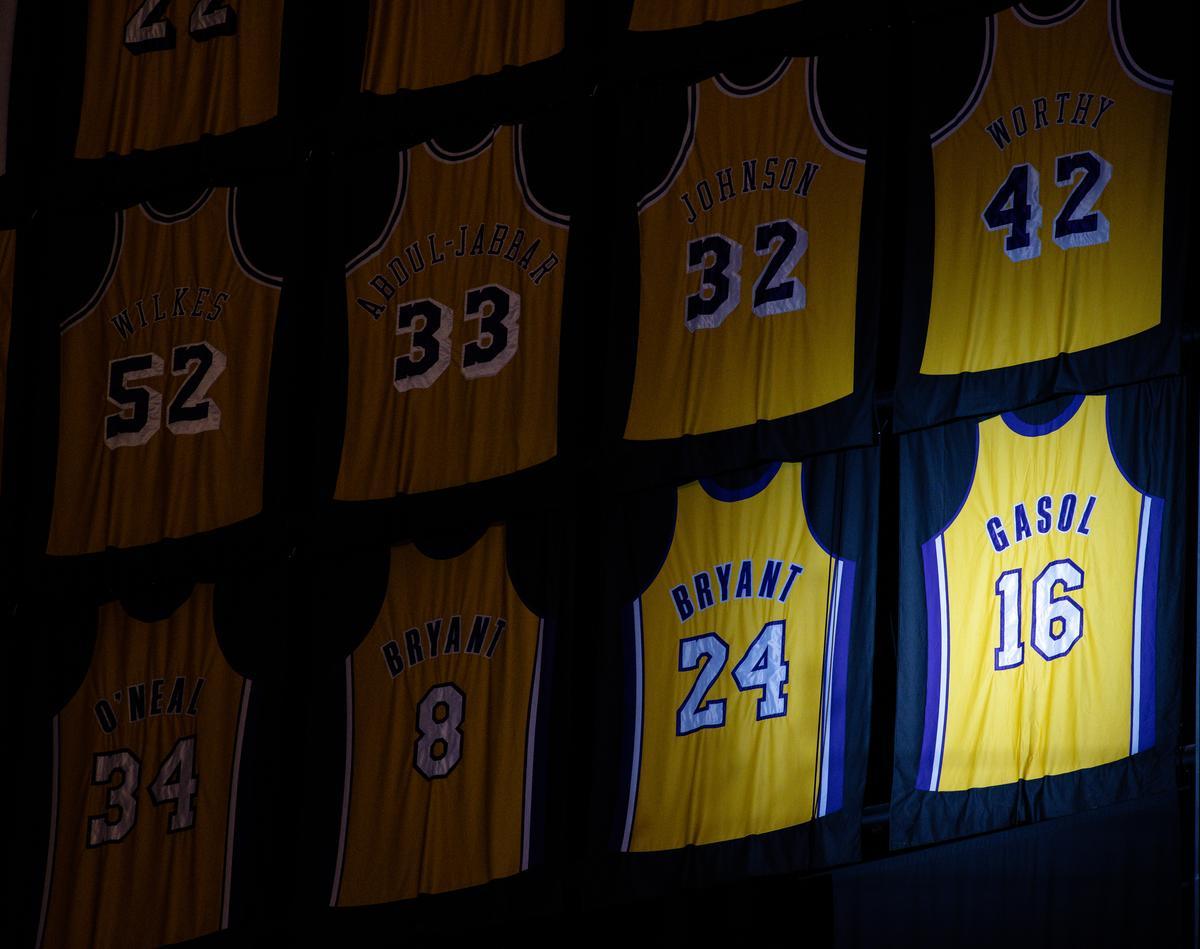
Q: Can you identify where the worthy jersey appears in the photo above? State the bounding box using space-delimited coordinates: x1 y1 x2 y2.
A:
331 526 547 904
0 227 12 488
74 0 284 158
918 394 1160 793
36 585 252 949
622 461 855 852
628 0 794 31
362 0 564 93
921 0 1172 375
625 57 866 443
49 188 281 555
337 125 569 498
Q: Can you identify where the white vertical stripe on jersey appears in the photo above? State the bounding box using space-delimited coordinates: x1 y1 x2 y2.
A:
521 619 546 870
221 678 253 929
620 599 645 852
329 659 355 906
1130 494 1152 754
931 534 952 791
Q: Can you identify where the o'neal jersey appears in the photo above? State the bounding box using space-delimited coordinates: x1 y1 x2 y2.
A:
36 584 252 949
337 125 569 498
917 395 1160 793
49 188 281 555
331 526 547 904
0 227 13 490
75 0 284 158
362 0 564 94
625 57 866 443
921 0 1172 376
621 461 855 852
628 0 794 31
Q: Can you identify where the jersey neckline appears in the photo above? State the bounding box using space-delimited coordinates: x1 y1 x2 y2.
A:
1001 393 1086 436
699 460 782 502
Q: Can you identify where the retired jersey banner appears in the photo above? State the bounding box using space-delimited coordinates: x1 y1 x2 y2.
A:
614 449 877 885
891 378 1184 848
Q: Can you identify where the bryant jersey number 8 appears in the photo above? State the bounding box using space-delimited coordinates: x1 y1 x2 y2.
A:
125 1 238 54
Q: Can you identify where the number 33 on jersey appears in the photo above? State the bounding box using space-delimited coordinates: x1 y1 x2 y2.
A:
625 56 867 443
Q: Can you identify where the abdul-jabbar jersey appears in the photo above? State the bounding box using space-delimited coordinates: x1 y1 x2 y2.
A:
331 526 547 904
625 57 867 444
337 125 569 498
362 0 564 94
921 0 1172 377
917 394 1160 793
0 227 12 489
50 188 281 555
36 584 252 949
75 0 284 158
628 0 794 31
621 461 855 852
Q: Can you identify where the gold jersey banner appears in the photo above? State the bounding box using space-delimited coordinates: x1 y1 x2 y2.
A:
36 585 252 949
50 189 281 555
331 525 548 904
621 461 855 852
628 0 794 32
337 125 569 498
362 0 564 94
75 0 284 158
626 56 866 443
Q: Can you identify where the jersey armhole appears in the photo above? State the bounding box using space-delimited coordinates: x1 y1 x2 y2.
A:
807 57 867 162
59 211 123 333
920 423 981 545
514 124 570 228
227 189 284 288
631 490 680 600
1109 0 1173 92
636 84 697 213
345 151 409 276
930 16 995 146
1104 393 1159 498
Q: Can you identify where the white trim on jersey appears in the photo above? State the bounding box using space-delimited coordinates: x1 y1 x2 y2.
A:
521 618 546 870
34 715 60 949
1109 0 1173 92
636 84 697 213
807 57 867 163
1013 0 1085 27
1130 495 1154 754
713 56 791 98
60 210 124 333
329 657 354 907
513 124 570 228
928 533 951 792
227 189 284 288
141 188 214 224
816 557 844 817
345 150 410 276
424 126 499 163
221 677 253 930
620 598 645 853
931 16 996 146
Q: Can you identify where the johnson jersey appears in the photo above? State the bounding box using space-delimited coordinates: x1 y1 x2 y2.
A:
361 0 564 94
49 188 281 555
920 0 1172 376
36 584 252 949
621 461 856 852
628 0 794 31
337 125 569 498
917 394 1160 793
331 525 547 904
625 57 867 445
74 0 284 158
0 227 12 489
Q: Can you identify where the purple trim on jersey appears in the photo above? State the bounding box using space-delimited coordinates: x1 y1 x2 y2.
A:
1013 0 1085 27
823 558 855 815
699 460 782 502
713 56 790 97
619 599 645 852
931 16 995 145
1001 393 1084 437
808 57 866 161
637 85 697 212
1110 0 1173 91
61 211 125 332
1134 495 1162 753
917 535 945 792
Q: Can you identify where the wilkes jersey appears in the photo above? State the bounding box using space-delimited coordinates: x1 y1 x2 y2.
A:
362 0 564 94
75 0 284 158
36 585 252 949
337 125 569 498
625 57 867 445
621 461 855 852
331 526 548 904
917 395 1160 793
628 0 795 31
0 227 12 489
920 0 1172 377
49 188 281 555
